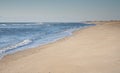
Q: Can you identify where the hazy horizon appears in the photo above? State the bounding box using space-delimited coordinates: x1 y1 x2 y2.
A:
0 0 120 22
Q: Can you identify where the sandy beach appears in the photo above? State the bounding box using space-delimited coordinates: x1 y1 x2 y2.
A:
0 21 120 73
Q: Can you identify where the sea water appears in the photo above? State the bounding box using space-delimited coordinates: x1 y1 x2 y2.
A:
0 22 95 59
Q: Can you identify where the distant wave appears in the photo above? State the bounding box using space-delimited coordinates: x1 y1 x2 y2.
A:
0 22 43 26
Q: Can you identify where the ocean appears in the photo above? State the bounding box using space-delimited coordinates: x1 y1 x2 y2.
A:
0 22 95 59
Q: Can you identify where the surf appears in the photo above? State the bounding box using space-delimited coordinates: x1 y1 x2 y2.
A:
0 22 95 59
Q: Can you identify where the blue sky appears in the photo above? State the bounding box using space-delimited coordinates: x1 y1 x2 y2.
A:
0 0 120 22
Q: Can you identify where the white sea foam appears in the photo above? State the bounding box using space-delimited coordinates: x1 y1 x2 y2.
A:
4 39 32 51
0 39 32 58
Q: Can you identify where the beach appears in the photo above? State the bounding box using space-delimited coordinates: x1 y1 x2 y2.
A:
0 21 120 73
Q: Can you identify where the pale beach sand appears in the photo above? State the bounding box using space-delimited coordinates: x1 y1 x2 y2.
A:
0 21 120 73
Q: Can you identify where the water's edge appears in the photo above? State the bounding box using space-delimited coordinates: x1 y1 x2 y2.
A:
0 23 95 59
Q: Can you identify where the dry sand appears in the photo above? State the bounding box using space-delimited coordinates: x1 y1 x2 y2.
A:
0 21 120 73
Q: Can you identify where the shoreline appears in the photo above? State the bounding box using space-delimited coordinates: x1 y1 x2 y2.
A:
0 23 95 60
0 24 95 62
0 21 120 73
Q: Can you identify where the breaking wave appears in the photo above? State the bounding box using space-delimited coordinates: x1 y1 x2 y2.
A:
0 39 32 58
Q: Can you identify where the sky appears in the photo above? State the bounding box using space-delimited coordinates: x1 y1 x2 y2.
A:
0 0 120 22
